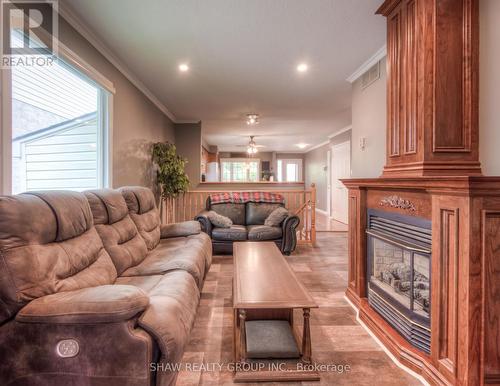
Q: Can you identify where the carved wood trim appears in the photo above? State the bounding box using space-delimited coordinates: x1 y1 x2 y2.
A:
432 0 475 154
348 194 358 291
379 195 417 211
403 0 417 155
481 210 500 383
434 208 459 379
388 8 401 157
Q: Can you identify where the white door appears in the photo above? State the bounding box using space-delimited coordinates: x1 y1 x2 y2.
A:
331 141 351 224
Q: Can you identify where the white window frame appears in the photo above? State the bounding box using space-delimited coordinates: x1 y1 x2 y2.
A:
0 38 115 195
220 158 261 182
277 158 303 182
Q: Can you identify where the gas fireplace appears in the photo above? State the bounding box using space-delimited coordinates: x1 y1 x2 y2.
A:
366 209 431 354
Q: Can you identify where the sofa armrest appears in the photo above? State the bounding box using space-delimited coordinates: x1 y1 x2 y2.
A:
195 210 213 237
281 215 300 255
16 285 149 324
160 220 201 239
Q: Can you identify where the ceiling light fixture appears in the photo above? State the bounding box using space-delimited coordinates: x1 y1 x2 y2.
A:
297 63 308 73
296 143 309 149
247 136 259 155
179 63 189 72
246 114 259 125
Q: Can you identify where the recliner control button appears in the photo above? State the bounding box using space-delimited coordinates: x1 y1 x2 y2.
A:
56 339 79 358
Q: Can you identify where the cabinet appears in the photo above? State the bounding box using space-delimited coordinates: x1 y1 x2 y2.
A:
378 0 481 176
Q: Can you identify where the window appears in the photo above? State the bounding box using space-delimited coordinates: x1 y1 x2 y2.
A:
220 158 260 182
277 159 303 182
1 31 113 194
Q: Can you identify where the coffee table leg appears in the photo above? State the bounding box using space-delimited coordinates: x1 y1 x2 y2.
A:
301 308 312 364
239 309 247 362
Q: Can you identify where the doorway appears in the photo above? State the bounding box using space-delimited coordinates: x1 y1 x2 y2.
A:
330 140 351 224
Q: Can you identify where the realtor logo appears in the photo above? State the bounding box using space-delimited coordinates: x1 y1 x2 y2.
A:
1 0 58 67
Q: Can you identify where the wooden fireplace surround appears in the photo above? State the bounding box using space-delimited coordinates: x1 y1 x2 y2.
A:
342 1 500 385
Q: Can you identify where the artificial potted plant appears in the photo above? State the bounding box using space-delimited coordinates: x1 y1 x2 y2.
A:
152 142 190 222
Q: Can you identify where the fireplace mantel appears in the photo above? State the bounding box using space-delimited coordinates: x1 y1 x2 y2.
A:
342 177 500 385
343 1 500 384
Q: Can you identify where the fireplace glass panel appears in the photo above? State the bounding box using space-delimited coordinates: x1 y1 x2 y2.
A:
371 238 430 319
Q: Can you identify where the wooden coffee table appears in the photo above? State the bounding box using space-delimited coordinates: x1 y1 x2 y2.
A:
232 242 319 382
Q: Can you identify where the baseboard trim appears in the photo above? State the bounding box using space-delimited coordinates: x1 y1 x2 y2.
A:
315 208 329 217
344 295 430 386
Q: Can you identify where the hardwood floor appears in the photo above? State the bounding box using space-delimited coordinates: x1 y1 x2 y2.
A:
177 233 422 386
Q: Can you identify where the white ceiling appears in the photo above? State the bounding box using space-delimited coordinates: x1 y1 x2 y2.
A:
63 0 386 152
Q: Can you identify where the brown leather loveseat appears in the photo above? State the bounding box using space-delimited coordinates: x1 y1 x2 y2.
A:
0 186 212 386
195 192 300 255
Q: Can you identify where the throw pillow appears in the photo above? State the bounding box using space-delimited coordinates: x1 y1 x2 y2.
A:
207 210 233 228
264 207 289 227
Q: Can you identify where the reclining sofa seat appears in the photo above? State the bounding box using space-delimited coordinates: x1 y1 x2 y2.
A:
0 190 210 386
196 193 300 255
85 188 210 289
118 186 212 283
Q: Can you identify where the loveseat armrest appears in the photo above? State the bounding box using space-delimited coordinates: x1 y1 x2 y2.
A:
281 215 300 255
195 210 213 237
16 285 149 324
160 220 201 239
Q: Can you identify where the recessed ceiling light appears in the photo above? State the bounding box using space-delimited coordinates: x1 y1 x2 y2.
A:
296 143 309 149
246 114 259 125
297 63 308 73
179 63 189 72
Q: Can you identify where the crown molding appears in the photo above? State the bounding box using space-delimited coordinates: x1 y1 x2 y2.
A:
174 120 201 124
58 2 177 122
346 45 387 84
328 125 352 138
305 125 353 153
305 140 330 153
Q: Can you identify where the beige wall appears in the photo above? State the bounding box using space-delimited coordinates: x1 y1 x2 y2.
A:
351 58 387 178
303 108 352 212
174 122 202 188
58 17 175 190
305 144 329 211
479 0 500 176
305 130 351 212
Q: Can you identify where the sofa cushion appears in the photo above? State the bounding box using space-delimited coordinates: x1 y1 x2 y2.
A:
119 186 161 250
211 225 248 241
85 188 129 224
120 235 207 289
206 210 232 228
210 203 246 225
85 189 149 276
247 225 283 241
136 270 200 386
0 192 117 323
16 285 148 324
264 206 289 227
160 220 201 238
115 275 164 292
246 202 284 225
28 191 94 241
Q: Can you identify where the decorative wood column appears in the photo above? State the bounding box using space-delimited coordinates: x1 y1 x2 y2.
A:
345 187 367 308
377 0 481 177
301 308 312 364
238 309 247 362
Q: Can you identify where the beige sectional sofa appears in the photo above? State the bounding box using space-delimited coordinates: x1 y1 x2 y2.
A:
0 186 212 386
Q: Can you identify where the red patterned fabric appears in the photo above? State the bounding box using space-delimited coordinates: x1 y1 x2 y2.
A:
209 192 285 205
